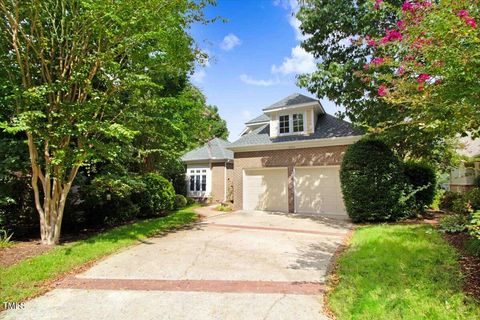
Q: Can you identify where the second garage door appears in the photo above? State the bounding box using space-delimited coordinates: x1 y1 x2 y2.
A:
243 168 288 212
294 166 346 215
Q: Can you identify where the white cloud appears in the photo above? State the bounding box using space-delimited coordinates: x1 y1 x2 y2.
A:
271 45 316 75
274 0 309 41
220 33 241 51
239 74 278 87
191 69 206 84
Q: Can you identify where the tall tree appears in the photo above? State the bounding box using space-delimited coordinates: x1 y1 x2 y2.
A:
0 0 211 244
297 0 460 164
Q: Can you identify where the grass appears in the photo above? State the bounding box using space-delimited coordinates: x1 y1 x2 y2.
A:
0 206 198 304
0 229 14 248
328 224 480 320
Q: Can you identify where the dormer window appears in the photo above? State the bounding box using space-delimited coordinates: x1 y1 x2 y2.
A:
279 115 290 134
292 113 304 132
278 112 305 135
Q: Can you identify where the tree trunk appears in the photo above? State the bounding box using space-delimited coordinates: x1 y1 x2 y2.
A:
27 133 78 245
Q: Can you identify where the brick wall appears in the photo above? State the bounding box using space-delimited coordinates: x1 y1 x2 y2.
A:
211 162 225 203
233 145 348 211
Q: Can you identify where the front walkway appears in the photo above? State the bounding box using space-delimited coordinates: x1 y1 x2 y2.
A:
1 209 351 320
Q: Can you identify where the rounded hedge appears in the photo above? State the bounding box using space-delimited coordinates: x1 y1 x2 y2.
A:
174 194 187 209
340 138 409 222
403 161 436 211
139 173 175 216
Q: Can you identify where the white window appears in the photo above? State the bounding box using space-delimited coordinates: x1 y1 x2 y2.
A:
293 113 304 132
189 171 207 192
279 112 305 135
279 115 289 134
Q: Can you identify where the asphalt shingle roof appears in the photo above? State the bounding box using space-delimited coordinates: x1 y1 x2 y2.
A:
245 113 270 125
262 93 319 111
181 138 233 162
229 113 364 148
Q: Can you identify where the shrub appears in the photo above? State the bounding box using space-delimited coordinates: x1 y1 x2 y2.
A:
138 173 175 216
465 188 480 211
79 173 145 226
468 210 480 240
451 196 469 215
439 191 462 211
431 188 445 210
439 214 469 233
186 197 196 205
403 161 436 211
465 237 480 258
174 194 187 209
340 138 410 222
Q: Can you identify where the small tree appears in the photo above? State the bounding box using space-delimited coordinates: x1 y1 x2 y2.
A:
340 138 409 222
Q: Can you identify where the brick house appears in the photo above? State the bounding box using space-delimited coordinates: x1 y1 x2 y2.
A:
182 93 363 216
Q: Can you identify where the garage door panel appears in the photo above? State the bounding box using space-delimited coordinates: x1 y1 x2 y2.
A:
244 169 288 212
295 167 345 215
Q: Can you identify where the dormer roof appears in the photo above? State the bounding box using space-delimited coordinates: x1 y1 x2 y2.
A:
262 93 324 113
245 113 270 125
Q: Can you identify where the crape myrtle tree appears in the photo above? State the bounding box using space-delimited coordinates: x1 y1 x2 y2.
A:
0 0 215 244
296 0 474 167
360 0 479 138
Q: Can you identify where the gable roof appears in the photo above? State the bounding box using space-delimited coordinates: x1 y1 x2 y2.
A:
245 113 270 125
181 138 233 162
262 93 320 112
229 113 364 149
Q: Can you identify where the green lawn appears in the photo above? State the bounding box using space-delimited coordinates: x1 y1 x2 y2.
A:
0 206 198 304
329 224 480 320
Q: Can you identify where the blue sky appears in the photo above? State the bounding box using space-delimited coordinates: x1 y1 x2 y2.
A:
190 0 338 140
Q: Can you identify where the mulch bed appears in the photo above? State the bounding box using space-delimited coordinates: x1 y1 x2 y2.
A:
0 241 53 268
443 232 480 301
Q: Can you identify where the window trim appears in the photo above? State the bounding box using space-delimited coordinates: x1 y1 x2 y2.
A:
278 111 306 136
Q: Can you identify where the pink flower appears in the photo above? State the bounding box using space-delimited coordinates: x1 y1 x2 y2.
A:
363 64 370 71
378 84 388 97
380 36 390 45
367 39 377 46
397 65 405 76
371 57 385 65
387 29 403 41
396 20 405 29
402 1 414 12
417 73 430 83
422 1 432 8
466 18 477 28
374 0 383 10
458 10 469 19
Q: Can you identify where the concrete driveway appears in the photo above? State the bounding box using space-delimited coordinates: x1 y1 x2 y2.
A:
1 209 351 320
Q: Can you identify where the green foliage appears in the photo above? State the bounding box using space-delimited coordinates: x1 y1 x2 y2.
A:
340 138 410 222
465 188 480 211
138 173 176 216
440 191 463 211
439 214 469 233
215 203 233 212
468 211 480 240
431 188 446 210
403 161 437 211
297 0 464 167
186 197 196 205
0 229 13 248
329 224 480 319
174 194 188 209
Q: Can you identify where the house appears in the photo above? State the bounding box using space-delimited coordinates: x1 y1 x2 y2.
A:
230 93 363 216
449 136 480 193
181 93 363 216
181 138 234 203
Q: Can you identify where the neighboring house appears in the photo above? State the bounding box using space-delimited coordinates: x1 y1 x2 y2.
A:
449 136 480 193
228 93 363 216
181 138 234 203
